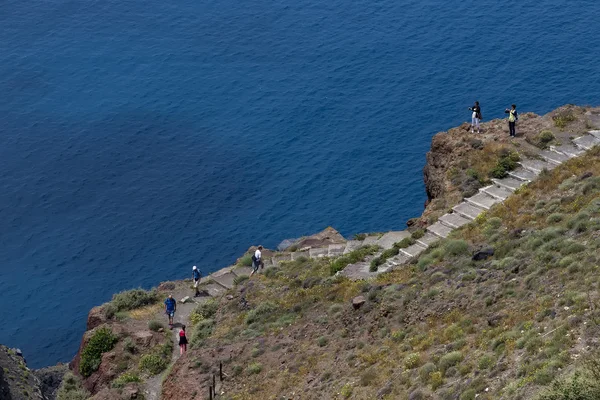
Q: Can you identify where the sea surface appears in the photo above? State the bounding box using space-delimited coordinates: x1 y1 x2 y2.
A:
1 0 599 368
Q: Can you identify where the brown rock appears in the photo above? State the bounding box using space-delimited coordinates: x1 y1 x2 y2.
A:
87 306 108 330
122 383 140 399
132 331 155 348
293 227 346 249
352 296 366 310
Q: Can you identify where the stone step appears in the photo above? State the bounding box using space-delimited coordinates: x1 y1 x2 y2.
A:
399 243 427 258
439 213 471 229
338 261 377 280
573 134 600 150
415 232 440 247
519 159 556 174
204 283 227 297
375 231 410 250
385 252 411 267
427 221 453 238
508 168 538 182
328 243 346 257
362 235 381 245
291 250 310 261
232 266 253 277
539 150 570 165
271 253 292 267
211 271 236 289
550 144 584 158
343 240 363 254
589 130 600 139
452 202 485 220
465 192 500 210
480 184 513 200
309 247 329 258
492 177 525 191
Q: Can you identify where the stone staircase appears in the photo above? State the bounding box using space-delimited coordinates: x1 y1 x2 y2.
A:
201 131 600 288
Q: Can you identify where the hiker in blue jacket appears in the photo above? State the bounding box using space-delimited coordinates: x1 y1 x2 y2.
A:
192 265 202 297
164 294 177 329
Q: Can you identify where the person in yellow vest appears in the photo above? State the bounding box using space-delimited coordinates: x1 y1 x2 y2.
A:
504 104 518 137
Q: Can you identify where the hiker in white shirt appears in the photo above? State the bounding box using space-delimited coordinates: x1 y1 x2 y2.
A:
250 245 264 276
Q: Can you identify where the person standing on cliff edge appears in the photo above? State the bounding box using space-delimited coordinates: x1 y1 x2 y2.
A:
192 265 202 297
468 101 482 133
250 245 264 277
505 104 518 137
164 294 177 329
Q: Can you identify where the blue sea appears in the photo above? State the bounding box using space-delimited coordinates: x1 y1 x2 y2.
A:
1 0 599 368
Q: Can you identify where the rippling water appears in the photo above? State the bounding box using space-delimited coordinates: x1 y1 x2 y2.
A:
1 0 599 367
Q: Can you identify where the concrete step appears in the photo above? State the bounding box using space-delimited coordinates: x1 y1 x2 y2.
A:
427 222 453 238
550 144 584 158
519 159 556 174
232 266 253 277
573 134 600 150
362 235 381 245
309 247 329 258
465 192 500 210
328 243 346 257
492 177 525 191
508 168 538 182
211 271 236 289
399 243 427 258
271 253 292 267
385 252 411 267
291 250 310 261
338 261 377 280
204 283 227 297
343 240 362 254
452 202 485 220
376 231 410 250
589 130 600 139
416 232 440 247
539 149 570 164
439 213 471 229
481 184 513 200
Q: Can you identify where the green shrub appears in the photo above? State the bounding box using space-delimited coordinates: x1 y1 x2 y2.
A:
460 389 476 400
190 299 219 321
430 371 443 390
123 337 136 354
112 371 141 388
317 336 329 347
79 327 118 377
553 111 576 129
419 362 437 382
329 245 380 275
538 372 600 399
57 372 90 400
148 320 163 332
245 302 278 325
247 362 262 375
110 289 160 313
395 237 416 249
478 354 494 370
391 330 406 342
439 351 464 374
411 229 425 239
444 240 469 256
404 353 422 369
190 319 215 348
340 383 353 398
537 130 556 148
547 213 564 224
139 354 168 375
238 253 253 267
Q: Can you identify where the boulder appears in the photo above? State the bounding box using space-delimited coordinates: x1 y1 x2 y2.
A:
87 306 108 330
352 296 366 310
472 248 494 261
132 331 155 348
277 238 299 251
122 383 140 399
293 227 346 249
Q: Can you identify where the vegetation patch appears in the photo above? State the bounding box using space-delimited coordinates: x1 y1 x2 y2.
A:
79 327 118 377
329 245 379 275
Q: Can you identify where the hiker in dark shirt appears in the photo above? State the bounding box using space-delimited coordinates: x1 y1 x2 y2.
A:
505 104 518 137
192 265 202 297
468 101 482 133
164 294 177 329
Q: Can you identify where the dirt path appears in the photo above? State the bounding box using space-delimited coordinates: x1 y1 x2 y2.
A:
142 284 209 400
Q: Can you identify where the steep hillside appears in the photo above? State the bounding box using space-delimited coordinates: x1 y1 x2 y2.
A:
159 148 600 399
